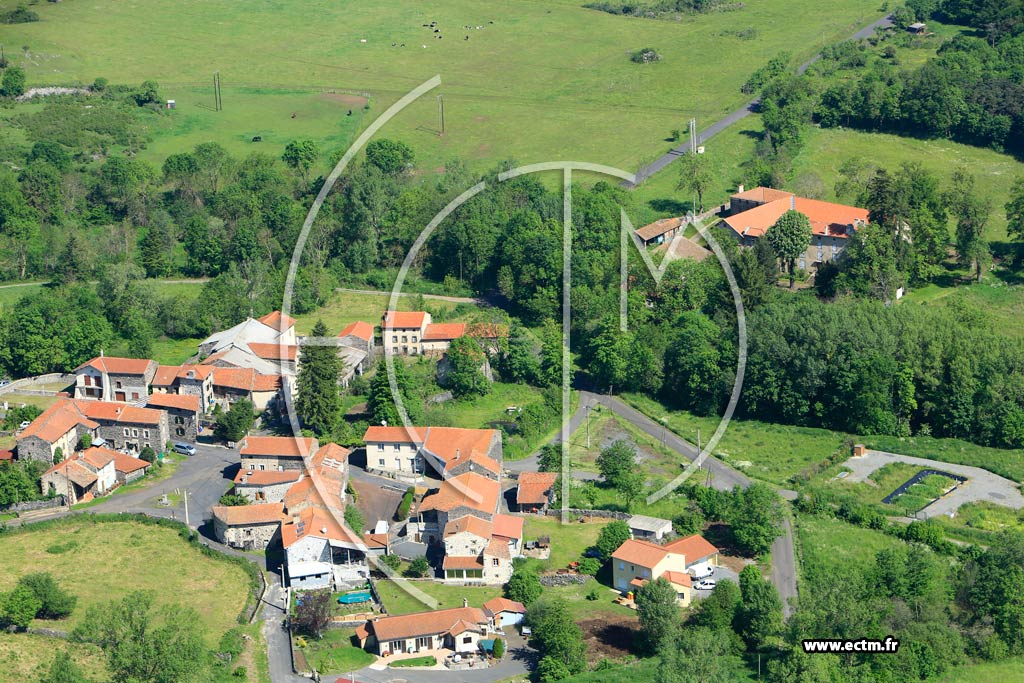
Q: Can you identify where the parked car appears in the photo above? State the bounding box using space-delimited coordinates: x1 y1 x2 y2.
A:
172 443 197 456
695 579 717 590
18 420 31 430
0 378 11 387
689 563 714 580
520 626 532 637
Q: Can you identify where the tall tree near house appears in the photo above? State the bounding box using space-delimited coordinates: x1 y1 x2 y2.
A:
947 167 992 282
1006 176 1024 246
736 564 783 650
292 589 333 639
445 335 490 399
596 440 636 486
677 151 714 213
635 576 680 655
296 319 342 435
45 651 92 683
216 399 255 442
765 210 811 288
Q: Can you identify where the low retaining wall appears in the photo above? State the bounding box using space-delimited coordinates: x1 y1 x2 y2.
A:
539 574 592 587
543 508 631 521
2 497 66 514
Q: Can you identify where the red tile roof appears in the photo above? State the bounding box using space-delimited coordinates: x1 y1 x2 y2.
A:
339 321 374 342
257 310 296 331
483 597 526 616
423 323 466 341
635 216 685 242
724 192 868 239
241 436 316 458
442 555 485 570
19 400 98 443
420 472 501 515
612 539 670 569
146 393 200 412
75 401 162 425
213 502 287 526
363 532 388 549
280 506 362 548
110 452 151 475
424 427 500 475
382 310 427 329
234 469 302 486
362 425 426 443
485 536 510 560
443 515 493 539
210 367 282 393
364 607 488 642
492 514 524 541
731 186 795 204
0 449 13 462
516 472 558 505
79 447 115 470
152 365 212 387
43 458 99 488
663 534 719 564
76 356 154 375
247 343 298 361
662 570 692 588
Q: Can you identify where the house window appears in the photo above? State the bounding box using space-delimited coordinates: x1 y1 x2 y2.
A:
249 463 255 470
132 392 139 400
618 562 624 570
132 429 139 437
492 558 499 566
143 430 150 438
401 335 408 342
393 444 400 452
379 459 385 467
377 443 384 451
116 381 122 389
412 336 418 342
392 335 398 343
123 428 130 436
259 464 266 471
176 428 185 436
463 636 472 644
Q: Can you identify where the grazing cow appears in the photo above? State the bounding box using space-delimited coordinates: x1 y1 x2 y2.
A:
252 136 262 142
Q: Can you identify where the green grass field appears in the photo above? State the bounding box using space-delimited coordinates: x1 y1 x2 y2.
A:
797 514 901 583
0 519 250 646
934 658 1024 683
299 628 375 674
4 0 883 172
790 126 1023 243
374 578 501 615
292 289 459 335
0 634 110 683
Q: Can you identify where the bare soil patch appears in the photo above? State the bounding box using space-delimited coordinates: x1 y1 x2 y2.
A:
578 615 639 662
320 92 369 107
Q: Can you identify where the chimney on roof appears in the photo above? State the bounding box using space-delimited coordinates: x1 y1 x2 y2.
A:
455 448 460 461
790 195 795 210
737 183 744 194
321 527 328 534
463 597 468 608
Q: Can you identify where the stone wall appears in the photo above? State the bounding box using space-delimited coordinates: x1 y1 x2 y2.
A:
539 574 592 587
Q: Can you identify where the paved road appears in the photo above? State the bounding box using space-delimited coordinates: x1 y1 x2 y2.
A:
506 390 797 613
629 13 894 186
350 631 534 683
770 518 798 618
840 449 1024 519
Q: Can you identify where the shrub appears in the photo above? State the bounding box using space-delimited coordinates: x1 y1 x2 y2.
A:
577 557 602 576
492 637 505 659
17 572 77 619
1 7 39 24
379 554 402 572
405 556 431 578
630 47 661 64
396 487 414 520
139 446 156 463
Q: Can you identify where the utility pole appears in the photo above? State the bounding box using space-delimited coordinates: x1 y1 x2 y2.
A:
65 458 72 509
437 94 445 136
689 118 697 154
184 489 189 528
213 72 223 112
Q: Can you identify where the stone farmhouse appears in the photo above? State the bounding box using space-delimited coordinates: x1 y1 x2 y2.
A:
212 502 288 551
361 425 501 479
145 393 201 442
232 469 302 503
338 320 375 384
151 364 215 413
74 356 157 403
40 448 117 504
240 435 318 472
199 310 297 363
17 399 169 462
382 310 431 356
722 185 869 272
515 471 558 513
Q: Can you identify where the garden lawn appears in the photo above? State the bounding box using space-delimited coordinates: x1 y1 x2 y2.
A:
523 516 610 572
0 518 250 646
934 658 1024 683
902 280 1024 342
374 578 501 615
0 634 110 683
4 0 883 172
790 126 1024 243
300 628 375 674
391 655 437 667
